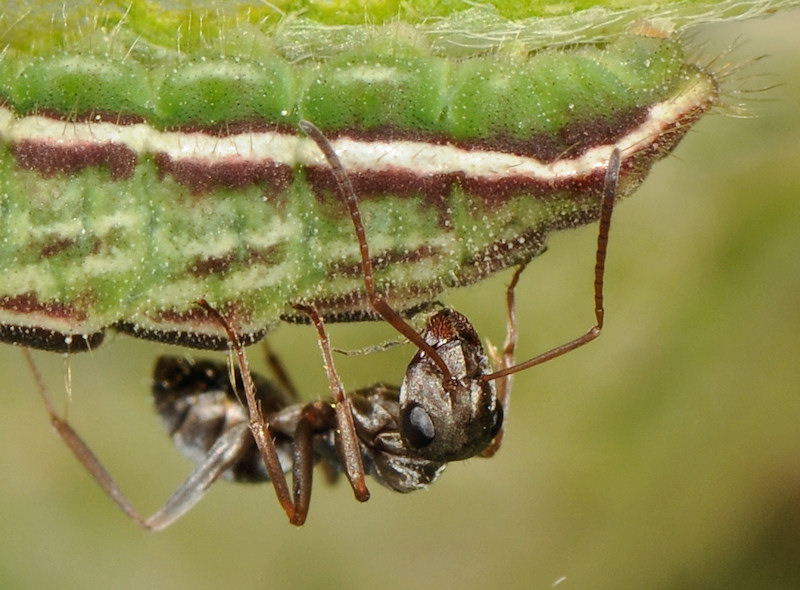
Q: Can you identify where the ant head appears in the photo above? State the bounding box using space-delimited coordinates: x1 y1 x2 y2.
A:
399 309 503 462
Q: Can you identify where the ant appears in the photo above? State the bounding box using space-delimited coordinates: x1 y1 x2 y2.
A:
26 120 620 527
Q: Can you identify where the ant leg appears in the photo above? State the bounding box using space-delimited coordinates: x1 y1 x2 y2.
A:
144 423 253 530
26 348 256 531
197 300 312 525
25 348 149 528
481 262 526 458
299 120 453 383
293 302 370 503
482 148 621 382
261 340 300 402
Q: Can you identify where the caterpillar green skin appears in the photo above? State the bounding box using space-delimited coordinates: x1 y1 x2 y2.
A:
0 4 718 351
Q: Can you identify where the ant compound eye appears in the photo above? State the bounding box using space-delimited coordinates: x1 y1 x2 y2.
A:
401 402 436 449
489 403 504 439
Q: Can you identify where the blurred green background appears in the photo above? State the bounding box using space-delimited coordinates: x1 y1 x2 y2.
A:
1 12 799 590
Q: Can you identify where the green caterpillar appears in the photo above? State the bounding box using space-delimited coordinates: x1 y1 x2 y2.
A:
0 2 719 351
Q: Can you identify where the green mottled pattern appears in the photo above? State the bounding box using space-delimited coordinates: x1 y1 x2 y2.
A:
0 36 684 138
0 3 719 347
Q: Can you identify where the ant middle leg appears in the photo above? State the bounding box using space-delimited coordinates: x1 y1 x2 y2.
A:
292 303 370 503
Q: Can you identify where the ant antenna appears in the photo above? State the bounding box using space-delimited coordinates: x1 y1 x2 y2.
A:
482 148 621 382
299 120 454 384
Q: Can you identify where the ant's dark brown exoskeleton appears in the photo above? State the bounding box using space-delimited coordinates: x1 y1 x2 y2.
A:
27 120 620 528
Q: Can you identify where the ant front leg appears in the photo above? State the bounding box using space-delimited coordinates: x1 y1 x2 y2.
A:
481 262 526 458
478 147 621 457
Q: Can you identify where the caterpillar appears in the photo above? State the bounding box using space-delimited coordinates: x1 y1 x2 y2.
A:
0 3 719 351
